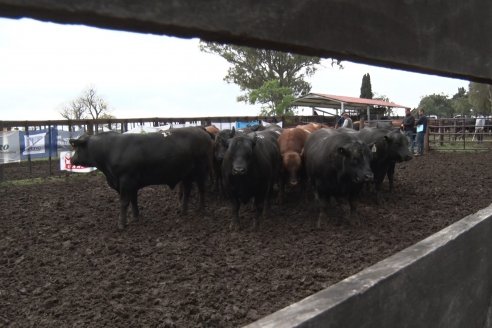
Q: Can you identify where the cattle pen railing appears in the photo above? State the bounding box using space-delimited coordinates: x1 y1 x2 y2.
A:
2 116 490 181
0 115 334 181
365 117 492 151
427 118 492 151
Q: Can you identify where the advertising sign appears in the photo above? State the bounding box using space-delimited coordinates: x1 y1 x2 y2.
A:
19 127 58 160
0 130 21 164
59 151 97 173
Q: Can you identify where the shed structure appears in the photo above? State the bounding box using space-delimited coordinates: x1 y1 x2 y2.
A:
292 93 410 120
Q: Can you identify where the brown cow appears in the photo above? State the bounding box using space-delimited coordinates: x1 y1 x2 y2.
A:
277 127 311 202
205 125 220 137
296 122 328 133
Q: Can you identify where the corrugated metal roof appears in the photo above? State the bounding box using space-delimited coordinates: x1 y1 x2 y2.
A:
292 93 410 111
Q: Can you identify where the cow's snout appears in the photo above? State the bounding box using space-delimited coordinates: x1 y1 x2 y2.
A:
289 178 298 186
364 172 374 182
232 166 247 176
354 171 373 183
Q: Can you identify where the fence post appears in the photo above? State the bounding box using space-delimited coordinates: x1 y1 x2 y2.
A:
425 125 429 152
48 124 52 176
25 124 32 176
462 118 466 150
439 119 443 146
87 122 94 135
0 121 3 181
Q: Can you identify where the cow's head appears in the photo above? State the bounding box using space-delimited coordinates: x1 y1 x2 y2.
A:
338 141 374 184
69 134 92 167
214 128 236 163
228 135 255 176
385 130 413 162
282 151 302 186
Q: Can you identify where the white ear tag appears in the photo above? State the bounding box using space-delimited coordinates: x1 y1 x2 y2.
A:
372 144 377 153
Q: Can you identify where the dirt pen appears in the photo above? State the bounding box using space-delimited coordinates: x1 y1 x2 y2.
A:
2 119 492 327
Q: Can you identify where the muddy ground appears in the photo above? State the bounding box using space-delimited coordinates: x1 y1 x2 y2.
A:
1 151 492 327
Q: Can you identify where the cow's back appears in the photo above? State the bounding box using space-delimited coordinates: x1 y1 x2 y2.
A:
304 129 364 180
102 127 212 188
253 133 281 181
278 128 309 155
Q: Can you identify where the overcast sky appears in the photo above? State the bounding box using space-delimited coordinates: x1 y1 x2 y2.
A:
0 17 469 121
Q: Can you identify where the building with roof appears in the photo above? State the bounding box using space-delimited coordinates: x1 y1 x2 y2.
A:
292 93 410 120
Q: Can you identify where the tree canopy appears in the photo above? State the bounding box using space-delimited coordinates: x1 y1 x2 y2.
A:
418 93 454 118
468 82 492 115
417 83 492 118
360 73 373 99
59 86 113 120
200 42 340 116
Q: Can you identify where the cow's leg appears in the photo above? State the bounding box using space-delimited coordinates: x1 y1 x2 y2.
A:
278 174 286 204
264 182 273 218
180 180 192 215
314 190 329 229
230 198 241 231
196 176 207 215
130 191 139 222
386 162 396 192
118 193 130 230
253 195 265 230
347 195 361 226
373 170 385 204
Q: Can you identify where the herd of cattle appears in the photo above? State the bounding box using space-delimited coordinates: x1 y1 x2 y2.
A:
69 122 413 230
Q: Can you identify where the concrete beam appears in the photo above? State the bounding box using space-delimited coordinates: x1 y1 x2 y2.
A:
0 1 491 83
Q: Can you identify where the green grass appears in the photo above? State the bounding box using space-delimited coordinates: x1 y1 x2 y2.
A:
0 177 47 187
0 172 101 187
429 141 489 152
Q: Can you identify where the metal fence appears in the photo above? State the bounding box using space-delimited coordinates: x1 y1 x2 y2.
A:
2 116 489 182
0 115 336 181
427 118 491 151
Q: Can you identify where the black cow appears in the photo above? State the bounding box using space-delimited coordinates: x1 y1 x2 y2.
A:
213 127 244 195
303 128 374 227
69 127 213 230
358 127 412 203
221 132 281 230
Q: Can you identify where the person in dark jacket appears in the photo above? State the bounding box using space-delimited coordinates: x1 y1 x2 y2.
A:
415 108 428 156
401 108 415 152
335 114 345 129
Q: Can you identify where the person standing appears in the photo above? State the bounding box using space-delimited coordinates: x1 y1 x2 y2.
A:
415 108 428 156
341 112 353 129
475 114 486 143
401 108 415 152
335 113 345 128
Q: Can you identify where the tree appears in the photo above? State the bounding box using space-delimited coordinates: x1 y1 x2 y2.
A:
418 93 454 117
250 80 296 116
59 86 112 120
360 73 373 99
59 99 86 121
199 42 339 116
450 87 472 117
468 82 492 115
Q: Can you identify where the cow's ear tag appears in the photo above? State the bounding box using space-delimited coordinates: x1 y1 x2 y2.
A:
372 144 377 153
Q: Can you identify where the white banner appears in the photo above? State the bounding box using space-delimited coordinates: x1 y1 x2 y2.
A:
59 151 97 173
23 132 47 155
0 130 21 164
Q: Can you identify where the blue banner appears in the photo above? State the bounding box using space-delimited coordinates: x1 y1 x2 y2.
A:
235 120 261 129
19 127 58 160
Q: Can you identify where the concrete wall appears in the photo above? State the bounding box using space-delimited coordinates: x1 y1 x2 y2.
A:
0 1 491 83
246 204 492 328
